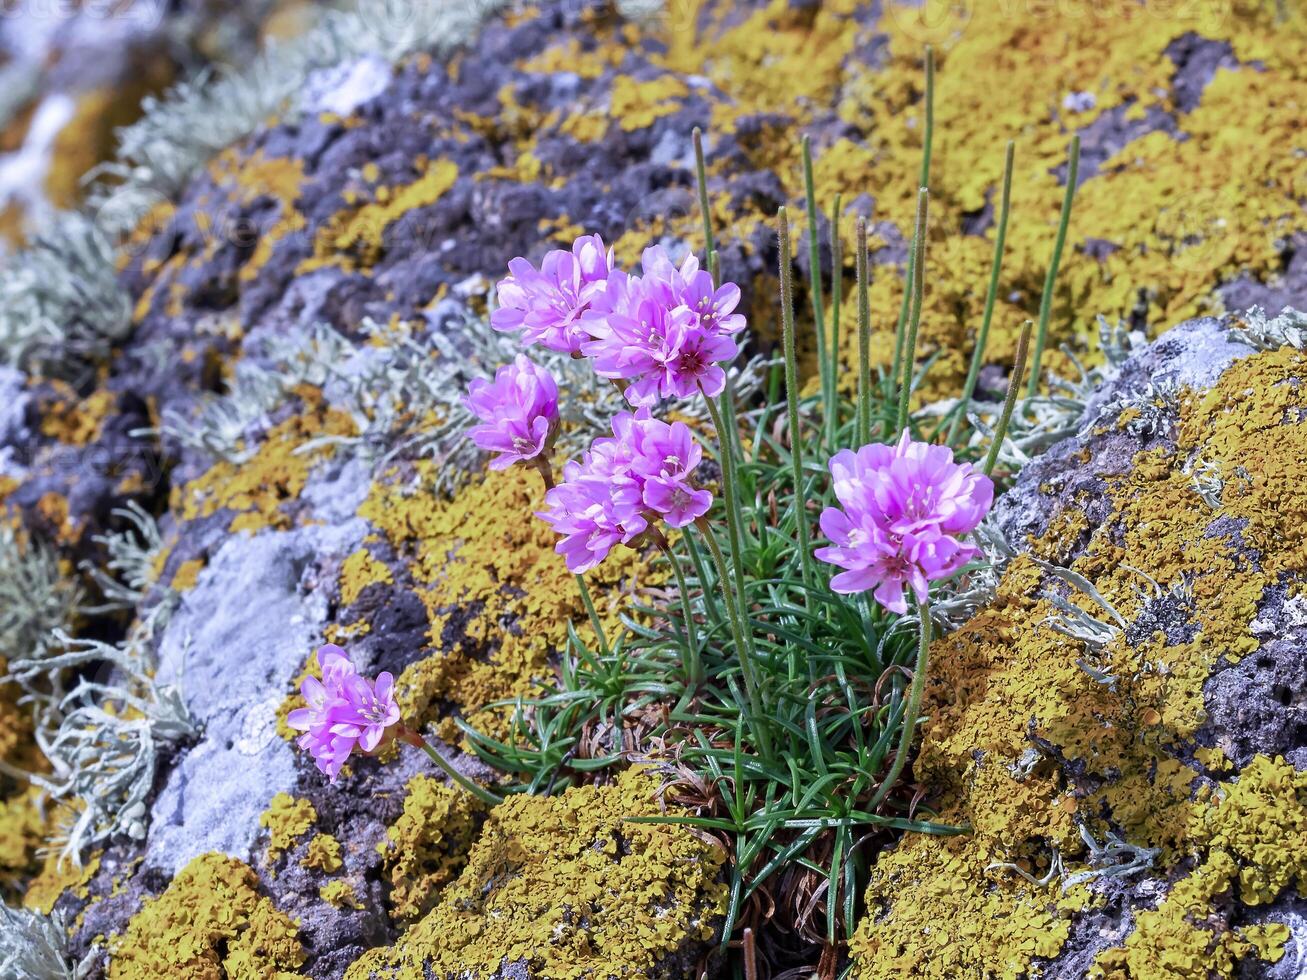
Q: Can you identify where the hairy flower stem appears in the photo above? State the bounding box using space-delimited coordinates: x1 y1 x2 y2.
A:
801 137 830 430
530 457 556 491
867 598 932 813
700 385 751 646
574 573 610 657
659 541 703 688
1027 134 1081 399
683 533 723 629
984 319 1033 477
947 140 1015 445
397 726 503 806
693 127 716 263
778 207 816 590
896 188 930 436
694 516 772 759
827 194 843 450
855 217 872 446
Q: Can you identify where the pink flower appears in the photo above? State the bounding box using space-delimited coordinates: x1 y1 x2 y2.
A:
287 645 401 782
815 433 994 613
537 412 713 571
582 246 743 406
464 355 560 470
491 234 613 354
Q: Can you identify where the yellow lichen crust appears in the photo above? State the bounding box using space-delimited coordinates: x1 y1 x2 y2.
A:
849 346 1307 978
629 0 1307 398
359 465 659 739
108 852 306 979
260 792 318 862
347 768 727 979
302 833 344 874
378 774 485 922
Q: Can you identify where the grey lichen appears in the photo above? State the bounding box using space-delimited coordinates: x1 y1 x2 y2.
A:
5 609 193 865
0 903 98 980
0 213 132 381
1230 305 1307 352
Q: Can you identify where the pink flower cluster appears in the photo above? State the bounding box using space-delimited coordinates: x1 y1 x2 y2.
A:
464 354 560 471
490 233 612 355
815 433 994 613
537 412 713 573
287 645 401 781
492 235 744 406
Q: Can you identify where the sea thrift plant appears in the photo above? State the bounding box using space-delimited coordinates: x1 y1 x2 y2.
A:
815 432 994 613
582 246 744 405
289 644 501 804
536 412 713 573
490 233 613 354
463 354 560 471
287 644 395 781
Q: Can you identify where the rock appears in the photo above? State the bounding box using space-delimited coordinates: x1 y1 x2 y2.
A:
849 314 1307 978
148 516 368 876
346 769 727 980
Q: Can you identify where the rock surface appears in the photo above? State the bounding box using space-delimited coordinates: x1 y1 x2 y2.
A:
0 0 1305 977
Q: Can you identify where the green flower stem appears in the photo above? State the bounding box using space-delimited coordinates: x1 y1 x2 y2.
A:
1027 134 1081 399
984 319 1033 477
867 597 932 813
947 140 1015 445
399 726 503 806
827 194 843 450
889 46 935 404
855 216 872 446
801 137 831 434
694 516 771 759
896 188 930 436
701 385 751 644
575 573 610 657
693 127 716 263
683 533 723 629
659 540 703 688
778 207 816 589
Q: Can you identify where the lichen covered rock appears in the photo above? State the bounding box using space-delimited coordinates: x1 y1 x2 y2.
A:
347 768 727 980
849 314 1307 979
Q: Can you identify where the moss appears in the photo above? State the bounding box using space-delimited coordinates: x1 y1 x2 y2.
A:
378 774 485 922
260 793 317 863
346 768 726 979
849 346 1307 977
108 852 306 979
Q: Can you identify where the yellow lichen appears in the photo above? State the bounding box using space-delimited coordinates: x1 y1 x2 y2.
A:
339 547 394 606
302 834 344 874
170 558 205 592
108 852 306 979
346 768 726 979
312 160 459 268
850 346 1307 977
358 465 659 737
319 879 363 910
378 774 485 922
174 395 354 534
260 793 317 862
